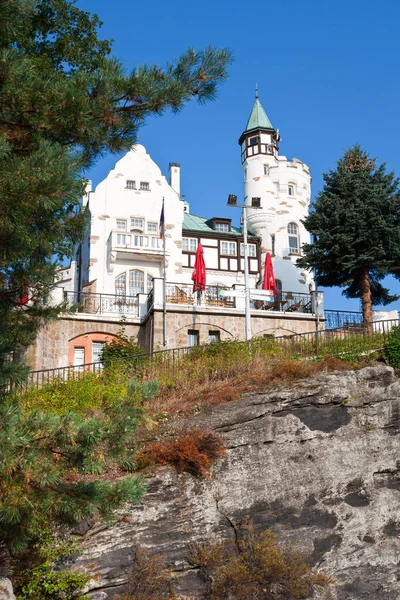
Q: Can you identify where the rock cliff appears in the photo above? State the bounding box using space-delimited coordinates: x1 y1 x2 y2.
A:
72 366 400 599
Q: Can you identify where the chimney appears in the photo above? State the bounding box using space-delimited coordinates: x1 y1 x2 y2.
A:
169 162 180 197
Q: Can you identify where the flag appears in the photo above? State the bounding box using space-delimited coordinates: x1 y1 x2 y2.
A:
159 197 165 240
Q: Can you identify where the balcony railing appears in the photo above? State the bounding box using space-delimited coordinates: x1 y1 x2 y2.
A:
166 282 236 308
64 291 139 317
109 230 163 254
251 291 313 313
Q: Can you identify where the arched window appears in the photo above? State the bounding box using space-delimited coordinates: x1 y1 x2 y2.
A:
129 270 144 296
115 273 126 296
115 270 153 297
287 223 299 254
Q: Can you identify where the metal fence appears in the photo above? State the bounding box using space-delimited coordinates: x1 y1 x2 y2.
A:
64 291 139 317
324 310 364 330
251 291 313 313
10 318 399 395
166 282 236 308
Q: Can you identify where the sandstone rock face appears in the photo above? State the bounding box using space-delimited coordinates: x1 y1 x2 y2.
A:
0 579 16 600
74 366 400 599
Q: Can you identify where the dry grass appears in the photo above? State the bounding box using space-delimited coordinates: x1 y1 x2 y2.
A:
143 355 359 421
138 429 227 478
188 523 334 600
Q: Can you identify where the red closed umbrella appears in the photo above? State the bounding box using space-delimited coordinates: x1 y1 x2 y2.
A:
262 252 277 295
192 243 206 292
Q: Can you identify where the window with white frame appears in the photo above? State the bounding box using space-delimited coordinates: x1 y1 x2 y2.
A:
240 243 256 257
287 223 300 254
116 220 127 230
126 180 136 189
116 233 130 245
139 181 150 191
130 217 144 230
182 237 198 252
263 164 269 176
188 329 199 347
115 273 126 296
221 241 237 256
288 184 295 196
129 270 144 295
115 270 152 297
73 347 85 371
215 222 230 233
147 222 158 233
92 342 105 371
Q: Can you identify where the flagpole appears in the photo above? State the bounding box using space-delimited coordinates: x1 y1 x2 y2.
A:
163 235 167 347
161 198 167 347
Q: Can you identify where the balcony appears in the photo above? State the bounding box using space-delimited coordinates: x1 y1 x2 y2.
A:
64 291 139 317
108 230 163 260
166 282 236 308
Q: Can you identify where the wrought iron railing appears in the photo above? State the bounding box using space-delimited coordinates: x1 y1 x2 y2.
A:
64 291 139 317
166 282 236 308
7 319 399 394
146 288 154 313
324 310 364 330
251 291 313 313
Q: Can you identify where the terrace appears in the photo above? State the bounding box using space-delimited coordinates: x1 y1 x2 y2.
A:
64 281 323 319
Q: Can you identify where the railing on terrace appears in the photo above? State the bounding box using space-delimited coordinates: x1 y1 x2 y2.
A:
64 291 139 317
166 282 236 308
324 310 364 330
251 291 313 313
166 284 314 313
9 318 400 394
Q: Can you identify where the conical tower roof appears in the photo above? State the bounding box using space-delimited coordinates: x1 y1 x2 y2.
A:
243 85 275 133
244 97 274 132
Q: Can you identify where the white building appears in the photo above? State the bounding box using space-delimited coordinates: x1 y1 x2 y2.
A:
30 95 321 370
240 89 313 295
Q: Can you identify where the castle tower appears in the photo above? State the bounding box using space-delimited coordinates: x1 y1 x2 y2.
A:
239 89 314 294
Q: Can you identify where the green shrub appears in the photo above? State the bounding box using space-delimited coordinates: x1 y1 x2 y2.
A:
383 325 400 367
15 528 89 600
20 369 130 416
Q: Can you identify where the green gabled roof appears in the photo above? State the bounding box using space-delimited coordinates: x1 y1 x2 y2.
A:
244 98 274 133
183 213 258 239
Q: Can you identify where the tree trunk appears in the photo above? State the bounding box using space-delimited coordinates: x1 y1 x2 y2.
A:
0 542 11 580
359 269 373 330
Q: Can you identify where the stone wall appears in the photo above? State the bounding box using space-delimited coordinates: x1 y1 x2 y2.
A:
25 307 321 371
25 316 142 371
152 306 320 348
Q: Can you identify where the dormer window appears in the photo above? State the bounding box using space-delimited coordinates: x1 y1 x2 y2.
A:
126 180 136 189
212 218 231 232
130 218 144 230
215 222 230 233
140 181 150 191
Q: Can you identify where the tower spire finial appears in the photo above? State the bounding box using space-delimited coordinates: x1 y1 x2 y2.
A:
255 83 259 99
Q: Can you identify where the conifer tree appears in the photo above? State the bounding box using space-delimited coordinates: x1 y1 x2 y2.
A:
297 145 400 323
0 0 232 386
0 0 232 586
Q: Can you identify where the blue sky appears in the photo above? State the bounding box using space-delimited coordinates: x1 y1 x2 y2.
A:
77 0 400 312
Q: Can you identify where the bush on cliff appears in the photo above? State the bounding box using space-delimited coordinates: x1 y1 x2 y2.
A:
188 524 333 599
